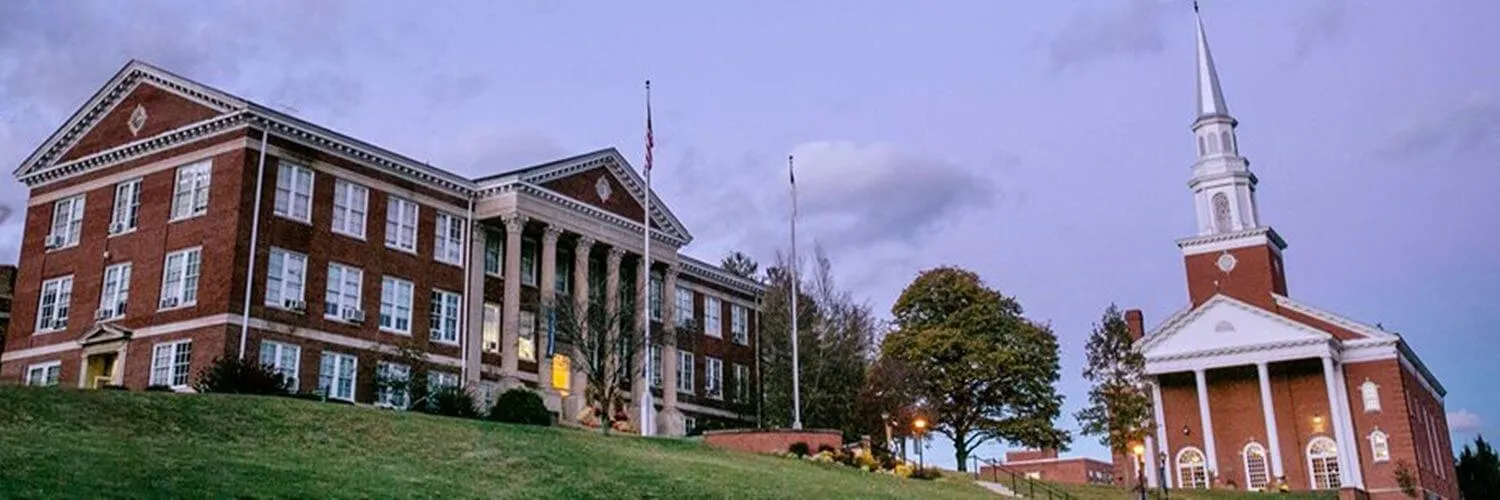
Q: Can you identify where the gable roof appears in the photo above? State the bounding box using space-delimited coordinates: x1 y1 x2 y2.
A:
1138 293 1336 359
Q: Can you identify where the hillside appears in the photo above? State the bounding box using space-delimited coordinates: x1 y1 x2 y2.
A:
0 387 988 499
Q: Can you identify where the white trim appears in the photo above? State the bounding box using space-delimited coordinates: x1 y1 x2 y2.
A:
1001 456 1112 467
1241 442 1270 491
28 138 250 207
1193 369 1219 476
1175 447 1210 489
25 113 251 189
1175 227 1286 255
262 143 467 215
1304 436 1341 490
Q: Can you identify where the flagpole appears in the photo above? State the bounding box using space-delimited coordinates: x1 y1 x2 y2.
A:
640 80 655 436
788 154 803 430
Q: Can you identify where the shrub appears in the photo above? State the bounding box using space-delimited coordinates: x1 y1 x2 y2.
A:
816 443 836 454
193 356 290 395
418 385 480 419
488 388 552 426
101 384 128 391
788 441 811 457
910 467 942 480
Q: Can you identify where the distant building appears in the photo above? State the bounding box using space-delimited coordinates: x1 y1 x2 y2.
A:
1119 9 1458 499
980 449 1115 486
0 60 761 436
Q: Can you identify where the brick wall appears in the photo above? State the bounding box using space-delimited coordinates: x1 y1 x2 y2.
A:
1183 244 1286 309
984 458 1115 486
701 428 841 455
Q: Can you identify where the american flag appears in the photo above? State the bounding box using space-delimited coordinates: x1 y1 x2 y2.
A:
645 81 654 172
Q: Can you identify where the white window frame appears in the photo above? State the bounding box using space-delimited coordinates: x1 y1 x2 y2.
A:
1369 430 1391 463
324 263 363 320
649 274 663 321
556 257 572 295
35 275 73 332
149 339 193 388
259 340 301 391
110 178 142 235
482 303 501 352
428 371 460 394
159 247 202 309
99 263 131 321
704 296 722 337
170 160 212 221
376 361 411 409
1176 447 1209 489
49 194 85 249
649 345 663 388
1243 442 1270 491
731 304 748 345
518 310 537 362
520 238 538 286
384 196 419 253
380 276 415 334
677 351 695 394
273 161 315 223
25 360 62 387
320 351 358 402
675 289 694 327
265 248 308 310
733 363 750 403
705 356 723 399
434 211 465 266
1360 380 1381 413
429 289 462 345
331 179 368 239
483 229 502 277
1306 437 1341 490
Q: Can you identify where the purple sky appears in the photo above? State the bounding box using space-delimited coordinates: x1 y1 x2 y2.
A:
2 1 1497 468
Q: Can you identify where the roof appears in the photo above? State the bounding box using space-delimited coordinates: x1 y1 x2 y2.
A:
1194 7 1231 120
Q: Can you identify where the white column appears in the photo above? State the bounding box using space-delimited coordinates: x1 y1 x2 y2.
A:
537 227 561 399
1152 378 1172 488
565 237 594 421
463 223 486 387
1256 361 1285 482
1145 436 1159 488
1321 355 1353 489
658 266 683 436
499 215 527 389
1333 361 1365 489
1194 368 1218 486
604 247 624 415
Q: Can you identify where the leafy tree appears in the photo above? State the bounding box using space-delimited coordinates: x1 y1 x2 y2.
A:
1458 434 1500 500
882 266 1069 472
722 251 760 280
856 355 919 453
1074 304 1153 457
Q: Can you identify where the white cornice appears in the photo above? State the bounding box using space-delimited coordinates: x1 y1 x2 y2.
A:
1272 294 1398 341
679 255 767 298
1176 226 1287 255
19 112 251 188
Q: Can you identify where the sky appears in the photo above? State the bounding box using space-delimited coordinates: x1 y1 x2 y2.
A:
2 0 1498 469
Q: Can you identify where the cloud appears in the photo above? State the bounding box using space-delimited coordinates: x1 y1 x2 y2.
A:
1048 0 1171 70
436 128 568 177
1449 410 1483 434
1292 0 1354 61
1385 94 1500 158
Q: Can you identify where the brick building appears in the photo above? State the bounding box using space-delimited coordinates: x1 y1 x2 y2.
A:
0 60 762 436
0 265 15 360
981 449 1115 486
1120 11 1458 499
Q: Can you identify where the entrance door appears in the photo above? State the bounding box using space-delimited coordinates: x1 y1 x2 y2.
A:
85 353 118 388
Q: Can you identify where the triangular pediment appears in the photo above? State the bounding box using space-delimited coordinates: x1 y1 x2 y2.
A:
80 323 133 346
495 148 692 244
1139 294 1333 359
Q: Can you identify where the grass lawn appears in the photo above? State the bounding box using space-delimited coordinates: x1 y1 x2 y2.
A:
0 386 990 499
985 476 1338 500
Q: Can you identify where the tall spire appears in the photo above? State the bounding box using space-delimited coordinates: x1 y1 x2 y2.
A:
1194 2 1230 119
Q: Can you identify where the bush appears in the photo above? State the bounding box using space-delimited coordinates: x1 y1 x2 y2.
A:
101 384 129 391
193 356 290 395
910 467 942 480
488 388 552 426
788 442 811 457
418 385 480 419
816 443 837 454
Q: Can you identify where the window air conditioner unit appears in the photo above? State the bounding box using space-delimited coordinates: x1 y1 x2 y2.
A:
49 319 66 330
94 309 113 321
160 297 180 309
44 235 65 249
484 341 499 352
109 222 126 234
283 299 306 313
342 308 365 324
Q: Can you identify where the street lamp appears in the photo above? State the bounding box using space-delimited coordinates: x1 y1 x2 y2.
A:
1132 444 1147 500
913 418 928 471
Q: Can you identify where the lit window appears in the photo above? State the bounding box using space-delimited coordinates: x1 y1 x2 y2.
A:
259 341 301 391
704 297 722 337
110 178 142 234
36 275 73 332
675 289 694 327
1243 443 1270 491
273 161 314 222
319 351 358 401
1177 448 1209 489
434 212 465 265
331 179 368 239
149 340 193 388
376 361 410 409
1307 437 1341 490
705 356 723 399
482 303 501 352
1360 380 1381 413
170 160 212 220
265 248 308 309
98 263 131 320
48 194 85 248
731 305 748 345
518 310 536 362
677 351 695 394
324 263 364 320
1369 430 1390 463
25 361 61 387
159 247 202 308
384 196 419 252
429 289 461 344
379 277 414 334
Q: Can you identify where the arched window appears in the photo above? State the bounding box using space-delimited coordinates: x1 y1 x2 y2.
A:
1306 437 1341 490
1198 136 1207 156
1360 380 1381 413
1243 443 1270 491
1177 447 1209 489
1369 430 1391 463
1220 131 1233 154
1212 192 1232 233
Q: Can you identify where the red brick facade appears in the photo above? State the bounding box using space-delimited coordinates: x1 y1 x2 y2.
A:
701 429 842 455
983 449 1115 486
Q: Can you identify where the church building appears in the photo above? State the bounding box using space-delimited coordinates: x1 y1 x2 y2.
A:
1124 9 1459 499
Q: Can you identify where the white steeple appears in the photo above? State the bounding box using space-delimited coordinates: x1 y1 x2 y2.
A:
1187 2 1261 238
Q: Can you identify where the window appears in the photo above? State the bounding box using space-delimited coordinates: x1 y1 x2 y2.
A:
159 247 202 308
274 161 314 222
429 289 461 344
731 305 748 345
98 263 131 320
25 361 61 387
1360 380 1381 413
380 277 414 334
428 371 459 394
324 263 363 320
1197 136 1207 156
149 340 193 388
1307 437 1341 490
556 257 572 295
685 415 697 434
483 229 502 276
676 289 694 327
376 362 410 409
1177 447 1209 489
1220 131 1233 153
482 303 501 352
319 352 358 401
49 195 85 248
170 160 212 220
649 274 663 321
36 276 73 332
518 310 537 362
110 179 141 234
1212 192 1232 233
704 297 722 337
259 341 301 391
1369 430 1391 463
265 248 308 309
705 356 723 399
1243 443 1270 491
331 179 368 239
733 363 750 403
649 345 663 388
677 351 695 394
521 239 538 286
385 196 418 252
434 212 465 265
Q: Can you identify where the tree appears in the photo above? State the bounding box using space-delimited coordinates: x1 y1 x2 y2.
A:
1074 304 1153 458
882 266 1069 472
1458 434 1500 500
856 355 918 454
550 274 674 435
722 251 760 280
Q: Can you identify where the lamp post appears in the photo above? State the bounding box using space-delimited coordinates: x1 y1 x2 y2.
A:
1133 444 1147 500
913 418 928 471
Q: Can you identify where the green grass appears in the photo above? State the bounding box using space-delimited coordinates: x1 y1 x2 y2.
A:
984 477 1338 500
0 386 989 499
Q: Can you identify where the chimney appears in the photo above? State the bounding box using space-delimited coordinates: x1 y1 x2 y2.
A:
1125 309 1145 341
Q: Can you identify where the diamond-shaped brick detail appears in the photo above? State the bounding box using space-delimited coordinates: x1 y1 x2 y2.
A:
127 104 148 136
595 175 612 202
